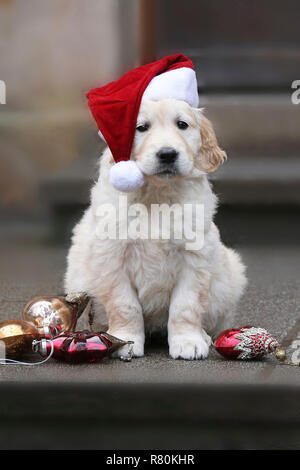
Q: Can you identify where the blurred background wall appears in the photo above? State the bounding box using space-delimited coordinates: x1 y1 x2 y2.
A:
0 0 299 243
0 0 136 220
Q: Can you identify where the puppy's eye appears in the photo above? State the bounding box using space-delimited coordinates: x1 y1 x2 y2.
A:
177 120 189 130
136 123 150 132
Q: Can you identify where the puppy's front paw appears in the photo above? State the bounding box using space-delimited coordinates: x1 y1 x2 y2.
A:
169 331 211 360
108 331 144 358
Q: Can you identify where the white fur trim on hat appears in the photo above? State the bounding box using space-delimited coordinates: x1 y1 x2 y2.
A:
98 130 106 141
142 67 199 107
109 160 144 192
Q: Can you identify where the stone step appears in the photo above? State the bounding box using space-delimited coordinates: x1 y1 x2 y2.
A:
2 94 298 163
212 156 300 205
37 93 300 209
2 94 299 217
0 234 300 449
0 381 299 449
201 93 300 157
40 155 300 209
158 0 300 90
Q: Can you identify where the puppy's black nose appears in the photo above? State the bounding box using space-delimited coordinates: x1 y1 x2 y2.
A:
157 147 178 164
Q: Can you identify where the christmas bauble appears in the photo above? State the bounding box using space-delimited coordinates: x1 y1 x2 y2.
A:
22 295 87 332
35 330 130 363
38 324 62 339
0 319 62 358
0 319 40 358
214 326 279 360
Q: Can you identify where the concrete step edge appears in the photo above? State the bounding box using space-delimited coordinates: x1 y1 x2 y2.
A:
0 382 299 423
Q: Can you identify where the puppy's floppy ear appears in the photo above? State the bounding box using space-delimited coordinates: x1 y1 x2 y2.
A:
195 111 227 173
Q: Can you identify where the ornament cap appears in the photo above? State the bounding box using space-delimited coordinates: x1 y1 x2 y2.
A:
275 348 287 362
33 338 48 357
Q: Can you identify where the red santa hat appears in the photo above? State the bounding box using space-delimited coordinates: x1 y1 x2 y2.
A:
87 54 199 192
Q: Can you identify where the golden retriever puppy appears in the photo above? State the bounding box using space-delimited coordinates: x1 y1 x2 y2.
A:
65 98 247 359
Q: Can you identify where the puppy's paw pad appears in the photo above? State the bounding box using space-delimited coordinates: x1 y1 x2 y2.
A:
169 333 210 360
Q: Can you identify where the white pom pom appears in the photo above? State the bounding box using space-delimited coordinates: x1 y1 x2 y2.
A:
109 161 144 192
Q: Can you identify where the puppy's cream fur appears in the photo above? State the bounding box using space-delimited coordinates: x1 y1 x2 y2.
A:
65 99 246 360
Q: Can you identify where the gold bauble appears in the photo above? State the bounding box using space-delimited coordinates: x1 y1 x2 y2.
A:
0 319 39 358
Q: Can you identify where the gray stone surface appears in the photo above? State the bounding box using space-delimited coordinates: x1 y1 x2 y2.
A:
0 240 299 449
0 242 299 384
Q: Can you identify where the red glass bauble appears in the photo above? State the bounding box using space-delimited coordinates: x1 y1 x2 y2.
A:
38 330 128 363
214 326 279 360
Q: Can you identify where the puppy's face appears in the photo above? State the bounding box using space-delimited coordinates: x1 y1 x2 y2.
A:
131 98 226 182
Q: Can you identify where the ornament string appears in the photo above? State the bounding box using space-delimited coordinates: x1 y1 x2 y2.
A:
0 339 54 366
